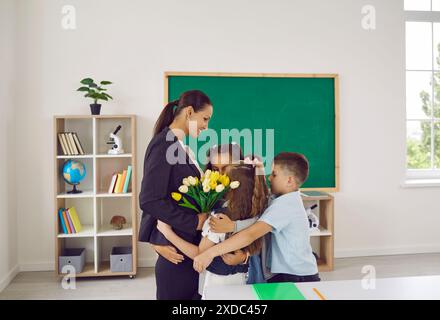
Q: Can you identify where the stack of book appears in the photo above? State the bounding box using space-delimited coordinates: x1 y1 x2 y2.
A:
58 207 83 234
108 165 132 194
58 132 85 155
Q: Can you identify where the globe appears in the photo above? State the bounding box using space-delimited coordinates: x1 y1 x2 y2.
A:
62 160 86 194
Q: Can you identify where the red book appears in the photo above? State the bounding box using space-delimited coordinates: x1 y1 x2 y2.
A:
62 210 72 234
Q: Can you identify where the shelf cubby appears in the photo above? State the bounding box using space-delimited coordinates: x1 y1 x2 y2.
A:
55 117 93 156
56 157 94 196
301 193 334 272
54 115 137 279
95 116 133 155
97 236 134 274
95 157 133 194
96 197 133 237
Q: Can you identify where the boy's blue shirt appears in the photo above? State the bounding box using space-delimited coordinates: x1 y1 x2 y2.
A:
258 190 318 277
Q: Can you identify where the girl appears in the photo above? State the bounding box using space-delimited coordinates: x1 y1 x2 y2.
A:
206 143 243 173
138 90 213 300
157 163 269 298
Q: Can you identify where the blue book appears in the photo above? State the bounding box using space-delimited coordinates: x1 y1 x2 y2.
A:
58 208 68 234
122 165 132 193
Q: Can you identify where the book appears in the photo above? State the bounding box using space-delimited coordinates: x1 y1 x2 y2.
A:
62 210 72 234
118 170 127 193
114 173 123 194
108 173 118 193
58 134 68 155
68 132 79 155
72 133 85 155
66 210 76 233
252 283 306 300
68 207 82 233
61 133 72 155
122 165 132 193
58 208 68 234
64 133 75 155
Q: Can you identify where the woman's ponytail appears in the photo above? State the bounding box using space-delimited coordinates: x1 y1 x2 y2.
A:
153 99 179 136
153 90 212 136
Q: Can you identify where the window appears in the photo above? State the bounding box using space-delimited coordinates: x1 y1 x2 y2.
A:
405 0 440 180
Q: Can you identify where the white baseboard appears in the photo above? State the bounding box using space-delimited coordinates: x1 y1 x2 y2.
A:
17 257 157 272
0 265 20 292
19 262 55 272
335 245 440 258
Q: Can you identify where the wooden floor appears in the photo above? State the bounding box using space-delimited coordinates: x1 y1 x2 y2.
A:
1 253 440 300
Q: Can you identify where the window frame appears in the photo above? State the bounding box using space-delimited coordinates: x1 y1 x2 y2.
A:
405 6 440 183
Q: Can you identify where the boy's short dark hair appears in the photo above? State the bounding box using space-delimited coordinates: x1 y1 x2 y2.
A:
273 152 309 186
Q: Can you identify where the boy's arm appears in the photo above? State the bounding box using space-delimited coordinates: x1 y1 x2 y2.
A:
193 221 272 273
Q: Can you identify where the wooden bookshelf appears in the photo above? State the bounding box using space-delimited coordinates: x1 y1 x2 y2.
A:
301 192 334 272
54 115 137 279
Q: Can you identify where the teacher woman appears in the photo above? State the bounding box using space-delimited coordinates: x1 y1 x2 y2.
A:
138 90 213 300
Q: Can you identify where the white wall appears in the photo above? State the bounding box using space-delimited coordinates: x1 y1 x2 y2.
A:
0 0 19 291
12 0 440 272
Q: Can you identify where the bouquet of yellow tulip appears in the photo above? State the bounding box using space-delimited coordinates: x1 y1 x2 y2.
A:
171 169 240 213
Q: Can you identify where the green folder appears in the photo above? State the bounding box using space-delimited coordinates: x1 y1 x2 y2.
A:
252 283 306 300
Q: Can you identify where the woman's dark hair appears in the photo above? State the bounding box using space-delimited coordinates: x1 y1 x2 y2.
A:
205 143 244 171
153 90 212 136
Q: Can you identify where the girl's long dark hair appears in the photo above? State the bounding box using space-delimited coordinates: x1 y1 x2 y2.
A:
153 90 212 136
224 164 269 256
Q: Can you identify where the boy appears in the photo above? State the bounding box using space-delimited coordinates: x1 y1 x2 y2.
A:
193 152 320 283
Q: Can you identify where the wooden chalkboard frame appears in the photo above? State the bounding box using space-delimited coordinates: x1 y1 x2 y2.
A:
164 72 339 192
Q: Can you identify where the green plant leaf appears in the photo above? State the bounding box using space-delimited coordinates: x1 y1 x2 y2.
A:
100 81 112 85
80 78 94 85
77 87 90 92
103 93 113 100
89 83 98 88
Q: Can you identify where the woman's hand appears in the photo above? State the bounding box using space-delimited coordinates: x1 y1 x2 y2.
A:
221 250 247 265
152 245 184 264
196 212 209 230
209 214 235 233
157 220 173 237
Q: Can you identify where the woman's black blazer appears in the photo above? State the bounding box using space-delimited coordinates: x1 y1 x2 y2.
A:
138 127 202 246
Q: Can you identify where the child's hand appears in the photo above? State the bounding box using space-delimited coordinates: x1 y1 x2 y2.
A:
209 213 235 233
193 251 214 273
157 220 172 237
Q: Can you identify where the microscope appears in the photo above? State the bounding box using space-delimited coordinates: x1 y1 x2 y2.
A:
107 125 125 155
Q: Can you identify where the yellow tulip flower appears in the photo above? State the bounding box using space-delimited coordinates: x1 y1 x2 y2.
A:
171 192 182 201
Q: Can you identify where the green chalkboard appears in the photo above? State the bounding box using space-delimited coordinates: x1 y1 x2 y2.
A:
166 73 339 191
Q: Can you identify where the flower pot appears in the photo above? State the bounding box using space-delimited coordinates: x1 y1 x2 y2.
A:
90 104 101 115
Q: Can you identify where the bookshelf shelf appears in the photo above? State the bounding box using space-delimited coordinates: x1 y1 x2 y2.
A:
309 226 332 237
54 115 137 279
95 153 133 158
95 192 133 198
57 154 94 160
56 191 95 199
97 224 133 237
57 225 95 238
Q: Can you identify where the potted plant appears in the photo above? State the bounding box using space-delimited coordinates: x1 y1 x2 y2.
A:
77 78 113 115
